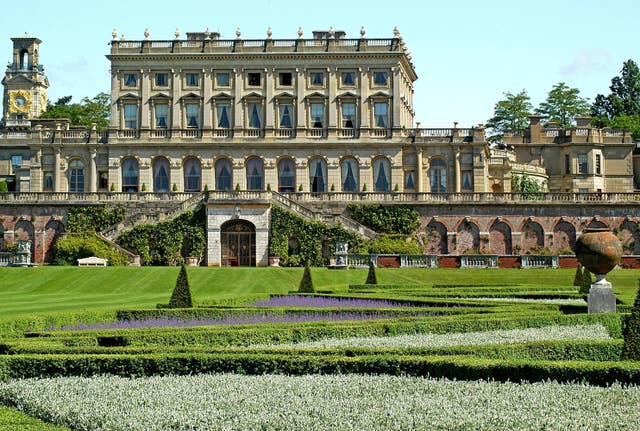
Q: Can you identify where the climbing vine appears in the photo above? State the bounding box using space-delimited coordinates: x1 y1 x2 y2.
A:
347 204 420 234
270 206 363 267
117 206 206 266
66 206 126 233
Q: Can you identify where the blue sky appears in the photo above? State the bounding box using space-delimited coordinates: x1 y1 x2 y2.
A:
1 0 638 127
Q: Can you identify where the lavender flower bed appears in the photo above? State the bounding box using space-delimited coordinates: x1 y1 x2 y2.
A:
57 310 437 332
249 295 419 308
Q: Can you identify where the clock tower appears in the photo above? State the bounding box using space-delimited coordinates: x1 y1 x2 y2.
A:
1 33 49 128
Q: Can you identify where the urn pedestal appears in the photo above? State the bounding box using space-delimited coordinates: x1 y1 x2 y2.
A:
574 229 622 314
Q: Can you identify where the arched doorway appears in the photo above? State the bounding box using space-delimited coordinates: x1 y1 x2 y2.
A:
221 219 256 266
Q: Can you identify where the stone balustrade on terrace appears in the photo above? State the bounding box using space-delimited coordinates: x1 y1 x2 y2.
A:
503 127 632 144
109 37 404 55
2 191 640 204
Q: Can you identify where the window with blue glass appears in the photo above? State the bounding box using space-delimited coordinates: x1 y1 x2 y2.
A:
123 104 138 129
430 159 447 193
69 160 85 192
215 158 232 191
186 103 199 128
341 102 356 128
11 155 22 167
124 73 137 87
309 158 327 192
248 103 262 128
373 71 388 86
279 104 293 128
217 103 230 128
246 158 264 190
153 157 170 193
310 72 324 86
121 158 139 192
216 72 230 87
341 71 355 86
373 158 391 192
155 73 168 87
341 158 359 192
311 103 324 128
154 104 168 128
183 158 201 192
374 102 388 128
185 73 199 86
278 158 296 193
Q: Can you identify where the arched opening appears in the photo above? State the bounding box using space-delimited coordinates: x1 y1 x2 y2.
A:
489 221 512 254
553 221 576 253
521 221 545 253
44 219 65 262
68 160 85 192
121 158 139 192
0 223 4 251
221 219 256 266
153 157 170 192
19 49 28 70
618 220 640 255
309 157 327 193
430 158 447 193
456 220 480 254
278 158 296 193
424 220 448 254
215 158 233 191
183 158 202 192
373 157 391 192
587 220 608 230
341 157 359 192
246 157 264 190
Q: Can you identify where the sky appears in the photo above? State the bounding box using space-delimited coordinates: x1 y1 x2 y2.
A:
1 0 638 127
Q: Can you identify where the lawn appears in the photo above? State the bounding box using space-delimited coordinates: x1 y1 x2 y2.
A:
0 266 638 317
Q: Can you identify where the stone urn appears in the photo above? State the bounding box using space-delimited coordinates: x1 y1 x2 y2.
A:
574 228 622 313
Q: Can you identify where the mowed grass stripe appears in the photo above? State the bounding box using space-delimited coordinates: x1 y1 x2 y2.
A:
0 267 638 318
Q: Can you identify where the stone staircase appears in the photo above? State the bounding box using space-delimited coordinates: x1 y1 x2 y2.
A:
271 192 377 239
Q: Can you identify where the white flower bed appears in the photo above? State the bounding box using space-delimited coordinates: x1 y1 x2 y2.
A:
258 324 611 349
1 374 638 430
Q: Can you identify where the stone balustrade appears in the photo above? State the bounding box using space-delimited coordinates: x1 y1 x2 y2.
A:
460 255 499 268
521 255 559 269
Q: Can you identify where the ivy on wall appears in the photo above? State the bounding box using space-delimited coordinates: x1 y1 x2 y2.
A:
347 204 420 235
270 206 363 267
117 206 206 266
66 206 126 233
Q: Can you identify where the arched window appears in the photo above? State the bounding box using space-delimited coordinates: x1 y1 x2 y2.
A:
309 157 327 193
341 157 359 192
373 157 391 192
153 157 170 193
121 158 139 193
278 158 296 193
215 158 233 191
430 159 447 193
69 160 85 192
246 157 264 190
183 158 201 192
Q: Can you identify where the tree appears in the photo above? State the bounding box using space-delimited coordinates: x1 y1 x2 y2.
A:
298 263 315 293
365 260 378 285
511 174 547 193
486 90 533 141
622 282 640 360
579 267 593 295
39 92 110 129
573 264 584 287
592 59 640 140
535 82 590 128
167 265 193 308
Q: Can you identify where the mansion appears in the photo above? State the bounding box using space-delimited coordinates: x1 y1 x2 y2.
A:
1 29 640 266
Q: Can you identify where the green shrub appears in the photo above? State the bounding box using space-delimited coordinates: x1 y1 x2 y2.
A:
52 234 129 266
298 264 315 293
580 268 593 295
65 206 126 233
0 180 8 193
364 235 422 255
365 261 378 285
168 266 193 308
573 265 583 287
347 204 420 234
623 283 640 360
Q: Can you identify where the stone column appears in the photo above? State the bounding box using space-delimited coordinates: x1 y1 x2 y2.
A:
171 69 182 129
328 67 337 137
234 69 243 134
89 147 97 192
423 155 430 193
416 149 423 192
140 69 151 133
296 68 306 133
265 68 275 135
202 68 213 134
455 149 461 193
53 147 61 192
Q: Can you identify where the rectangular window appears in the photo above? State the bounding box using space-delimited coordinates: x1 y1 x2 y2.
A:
342 102 356 128
98 172 109 190
311 103 324 128
154 104 168 128
155 73 168 87
373 71 388 86
186 103 199 128
310 72 324 86
578 154 588 174
123 104 138 129
279 103 293 128
248 73 261 86
565 154 571 174
248 103 262 128
374 102 388 128
216 72 230 87
595 154 601 175
279 72 292 86
11 155 22 167
185 73 199 86
217 103 231 128
124 73 137 87
43 172 53 191
341 72 355 86
462 171 473 190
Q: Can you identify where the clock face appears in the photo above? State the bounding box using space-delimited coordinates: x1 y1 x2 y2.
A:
14 96 26 108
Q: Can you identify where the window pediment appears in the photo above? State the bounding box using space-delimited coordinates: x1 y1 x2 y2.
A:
304 91 328 100
241 91 265 100
368 90 391 100
116 92 142 102
274 91 296 99
211 91 233 99
179 92 203 100
337 91 358 99
150 92 171 99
